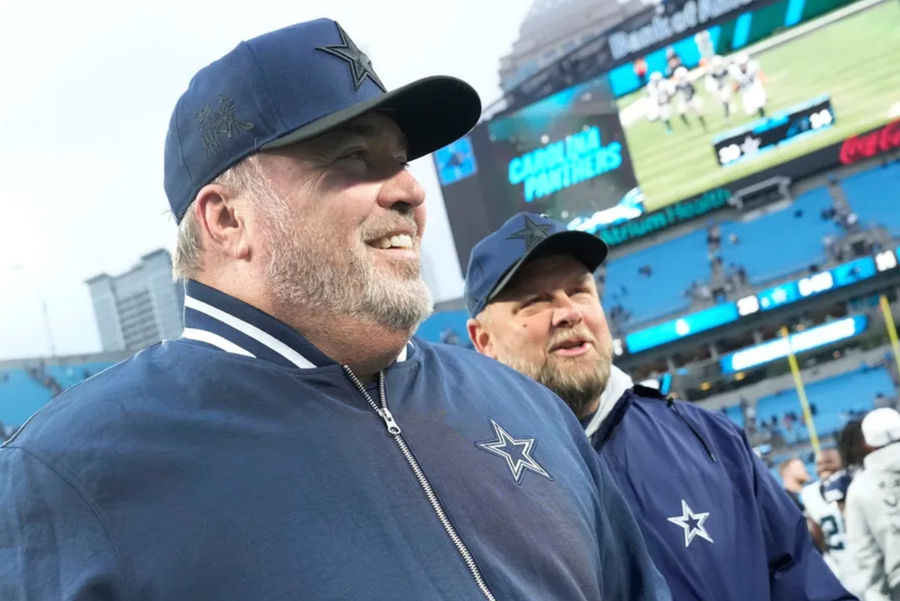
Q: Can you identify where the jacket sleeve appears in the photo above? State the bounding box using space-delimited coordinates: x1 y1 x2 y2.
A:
0 445 131 600
593 452 673 601
844 481 890 601
736 431 857 601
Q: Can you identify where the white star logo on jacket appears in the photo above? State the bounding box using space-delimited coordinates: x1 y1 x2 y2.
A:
477 420 552 484
667 499 714 547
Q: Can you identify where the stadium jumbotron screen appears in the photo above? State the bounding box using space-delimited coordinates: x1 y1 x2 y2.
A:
437 0 900 269
612 0 900 212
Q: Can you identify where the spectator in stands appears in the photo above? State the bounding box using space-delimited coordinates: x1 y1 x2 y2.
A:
845 408 900 600
465 211 854 601
779 457 811 511
706 224 721 250
0 24 669 601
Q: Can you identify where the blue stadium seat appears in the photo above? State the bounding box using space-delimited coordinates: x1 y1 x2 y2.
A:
603 229 710 326
0 369 53 428
415 310 471 347
47 362 114 391
756 365 894 440
723 404 744 429
841 162 900 235
718 187 839 286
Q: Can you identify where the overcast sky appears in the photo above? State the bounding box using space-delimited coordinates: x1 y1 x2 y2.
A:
0 0 532 360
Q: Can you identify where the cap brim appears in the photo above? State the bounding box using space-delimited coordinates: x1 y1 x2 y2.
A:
488 231 609 304
262 75 481 159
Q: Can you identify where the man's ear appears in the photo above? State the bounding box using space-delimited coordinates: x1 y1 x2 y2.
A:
194 183 251 261
467 316 496 358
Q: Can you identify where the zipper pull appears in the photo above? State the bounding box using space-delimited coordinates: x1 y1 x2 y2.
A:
377 407 402 435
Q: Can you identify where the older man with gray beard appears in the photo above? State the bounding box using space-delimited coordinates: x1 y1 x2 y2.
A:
466 212 856 601
0 20 671 601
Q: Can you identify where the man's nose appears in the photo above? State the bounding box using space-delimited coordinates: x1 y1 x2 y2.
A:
551 297 584 329
377 168 425 211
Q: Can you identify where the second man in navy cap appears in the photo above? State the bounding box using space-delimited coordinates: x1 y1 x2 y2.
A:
466 212 856 601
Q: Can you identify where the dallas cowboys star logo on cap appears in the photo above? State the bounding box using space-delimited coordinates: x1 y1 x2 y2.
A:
667 499 714 547
476 419 552 485
506 215 554 252
316 23 385 91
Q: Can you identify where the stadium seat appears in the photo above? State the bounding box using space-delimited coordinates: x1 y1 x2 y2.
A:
46 362 114 391
603 229 710 326
0 369 53 429
415 310 472 348
841 162 900 235
718 187 839 286
755 365 893 440
723 404 744 429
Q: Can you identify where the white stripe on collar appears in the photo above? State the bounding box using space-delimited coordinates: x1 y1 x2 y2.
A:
182 327 256 358
184 296 316 369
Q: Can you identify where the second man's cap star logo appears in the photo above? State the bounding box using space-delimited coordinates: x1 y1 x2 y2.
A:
316 24 386 91
506 215 554 252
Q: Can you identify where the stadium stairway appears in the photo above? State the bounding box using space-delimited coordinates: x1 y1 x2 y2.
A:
603 229 711 326
841 161 900 235
717 186 840 286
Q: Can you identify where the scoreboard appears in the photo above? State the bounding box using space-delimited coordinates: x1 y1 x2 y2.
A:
713 96 836 166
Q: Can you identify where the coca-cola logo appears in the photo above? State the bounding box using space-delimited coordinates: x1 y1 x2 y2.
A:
839 121 900 165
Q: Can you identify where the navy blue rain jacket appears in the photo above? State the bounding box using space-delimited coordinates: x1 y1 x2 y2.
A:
0 281 670 601
591 386 856 601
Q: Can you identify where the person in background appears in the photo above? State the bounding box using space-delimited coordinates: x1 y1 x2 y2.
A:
846 408 900 601
465 211 855 601
780 457 812 510
839 419 869 478
802 448 858 595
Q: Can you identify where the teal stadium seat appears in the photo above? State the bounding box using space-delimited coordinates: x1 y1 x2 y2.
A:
756 366 893 441
841 162 900 235
415 310 471 347
603 229 710 326
0 369 53 429
723 404 744 429
718 187 839 286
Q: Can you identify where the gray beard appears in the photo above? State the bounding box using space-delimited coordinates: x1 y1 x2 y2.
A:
259 199 433 333
504 353 611 418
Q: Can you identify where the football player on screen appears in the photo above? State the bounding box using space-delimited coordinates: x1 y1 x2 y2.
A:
673 66 707 130
646 71 676 133
729 52 767 118
706 55 735 118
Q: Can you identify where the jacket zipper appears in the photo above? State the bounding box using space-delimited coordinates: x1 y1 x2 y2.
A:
667 399 718 462
341 365 497 601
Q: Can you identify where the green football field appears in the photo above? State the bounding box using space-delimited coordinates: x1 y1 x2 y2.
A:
618 0 900 211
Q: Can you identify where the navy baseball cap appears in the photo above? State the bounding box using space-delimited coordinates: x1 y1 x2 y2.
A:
464 212 608 317
164 19 481 222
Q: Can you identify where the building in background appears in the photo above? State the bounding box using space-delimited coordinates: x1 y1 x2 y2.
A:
86 249 184 352
498 0 646 93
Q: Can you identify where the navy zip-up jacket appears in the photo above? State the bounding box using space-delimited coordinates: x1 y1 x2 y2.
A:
591 386 856 601
0 281 670 601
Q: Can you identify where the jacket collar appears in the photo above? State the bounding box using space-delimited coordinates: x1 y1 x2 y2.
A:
180 280 411 369
583 365 633 437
